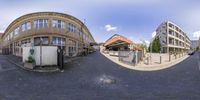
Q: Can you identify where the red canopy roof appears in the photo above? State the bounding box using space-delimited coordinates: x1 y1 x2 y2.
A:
104 34 133 46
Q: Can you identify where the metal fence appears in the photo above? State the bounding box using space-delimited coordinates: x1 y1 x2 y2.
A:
108 51 119 56
118 51 144 66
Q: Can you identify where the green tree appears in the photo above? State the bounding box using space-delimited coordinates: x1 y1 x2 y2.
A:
149 37 161 53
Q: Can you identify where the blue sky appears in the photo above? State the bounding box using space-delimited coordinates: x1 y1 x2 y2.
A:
0 0 200 44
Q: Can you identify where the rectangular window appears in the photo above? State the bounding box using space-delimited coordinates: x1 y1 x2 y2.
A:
61 21 65 29
57 20 62 28
44 19 48 27
67 23 77 33
34 37 41 45
80 30 82 36
73 25 75 32
34 20 38 28
68 23 71 32
68 40 76 56
34 19 48 29
34 37 49 46
42 37 49 45
52 20 57 28
14 27 20 35
52 37 66 45
39 19 44 28
27 22 31 30
21 22 31 32
52 20 65 29
21 24 26 32
10 32 13 39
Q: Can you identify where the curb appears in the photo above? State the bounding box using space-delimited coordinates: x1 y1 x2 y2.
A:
134 55 189 71
101 52 189 71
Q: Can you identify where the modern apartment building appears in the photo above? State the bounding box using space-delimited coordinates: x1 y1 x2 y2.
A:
0 12 95 57
156 21 191 53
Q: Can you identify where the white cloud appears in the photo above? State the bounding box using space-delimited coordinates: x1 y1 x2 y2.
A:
193 31 200 39
152 31 156 38
144 40 150 45
105 24 117 32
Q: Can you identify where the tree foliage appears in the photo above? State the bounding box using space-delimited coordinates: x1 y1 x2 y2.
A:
139 41 148 51
149 37 161 53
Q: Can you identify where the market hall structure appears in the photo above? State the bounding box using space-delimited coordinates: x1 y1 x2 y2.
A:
0 12 95 57
104 34 138 51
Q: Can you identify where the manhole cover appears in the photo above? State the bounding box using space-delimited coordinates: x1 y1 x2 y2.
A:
97 74 117 85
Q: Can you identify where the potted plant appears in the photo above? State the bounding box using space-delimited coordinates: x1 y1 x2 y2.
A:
24 55 35 69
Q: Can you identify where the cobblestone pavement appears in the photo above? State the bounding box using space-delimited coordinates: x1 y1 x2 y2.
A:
0 52 200 100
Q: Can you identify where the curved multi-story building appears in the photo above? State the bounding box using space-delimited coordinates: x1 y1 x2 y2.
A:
1 12 95 57
156 21 191 53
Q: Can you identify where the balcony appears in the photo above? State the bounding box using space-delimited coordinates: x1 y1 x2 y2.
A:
168 23 174 29
169 30 174 36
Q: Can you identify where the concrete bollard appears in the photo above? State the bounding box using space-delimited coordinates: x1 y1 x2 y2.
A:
147 57 149 65
135 50 138 65
169 54 171 62
160 56 162 64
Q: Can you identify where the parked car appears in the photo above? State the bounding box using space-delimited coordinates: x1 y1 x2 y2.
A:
188 50 194 55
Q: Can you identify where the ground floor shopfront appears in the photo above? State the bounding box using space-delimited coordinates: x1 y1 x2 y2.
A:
2 35 90 57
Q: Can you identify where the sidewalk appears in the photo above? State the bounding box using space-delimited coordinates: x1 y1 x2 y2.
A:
6 55 81 72
101 52 189 71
